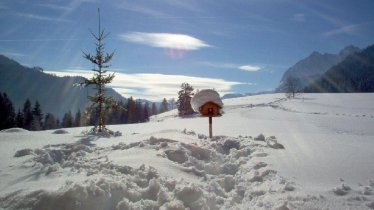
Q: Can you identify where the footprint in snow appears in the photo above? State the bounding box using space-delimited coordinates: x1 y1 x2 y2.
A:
254 152 268 157
253 162 267 170
367 201 374 209
284 182 295 191
333 184 351 196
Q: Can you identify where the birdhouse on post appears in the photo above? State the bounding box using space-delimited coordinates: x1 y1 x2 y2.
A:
199 102 222 117
191 89 223 139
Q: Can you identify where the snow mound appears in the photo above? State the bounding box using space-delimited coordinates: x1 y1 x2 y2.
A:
165 149 188 164
274 202 290 210
1 167 163 210
266 136 285 149
254 134 265 141
80 126 122 137
333 184 351 196
2 125 373 209
1 134 294 210
191 89 223 112
52 129 69 134
367 201 374 209
14 148 34 157
1 127 28 133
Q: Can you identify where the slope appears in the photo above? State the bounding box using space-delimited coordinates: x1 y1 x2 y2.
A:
0 55 125 117
0 93 373 209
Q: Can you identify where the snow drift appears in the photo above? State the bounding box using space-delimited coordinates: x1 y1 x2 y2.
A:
1 93 374 209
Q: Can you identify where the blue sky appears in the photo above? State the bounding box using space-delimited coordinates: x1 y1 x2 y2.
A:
1 0 374 101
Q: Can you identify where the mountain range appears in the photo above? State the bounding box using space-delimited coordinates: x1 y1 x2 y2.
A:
0 55 126 118
222 43 374 99
305 44 374 92
276 45 361 92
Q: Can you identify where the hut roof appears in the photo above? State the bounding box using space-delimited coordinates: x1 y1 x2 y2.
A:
191 89 223 112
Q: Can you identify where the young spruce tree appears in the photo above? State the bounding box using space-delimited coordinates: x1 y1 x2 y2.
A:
81 9 117 133
177 83 195 116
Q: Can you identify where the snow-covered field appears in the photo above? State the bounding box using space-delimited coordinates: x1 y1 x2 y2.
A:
1 93 374 210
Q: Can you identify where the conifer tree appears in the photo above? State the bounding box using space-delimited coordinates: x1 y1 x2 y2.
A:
119 101 128 124
168 98 176 109
151 102 158 116
74 109 81 127
80 8 116 133
16 109 24 128
177 83 195 116
135 100 144 122
144 102 150 122
62 111 74 128
88 107 99 126
0 93 16 130
23 99 33 130
44 113 57 130
160 98 169 113
31 101 43 130
113 101 125 124
127 97 136 123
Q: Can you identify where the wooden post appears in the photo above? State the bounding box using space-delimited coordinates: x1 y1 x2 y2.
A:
209 116 212 138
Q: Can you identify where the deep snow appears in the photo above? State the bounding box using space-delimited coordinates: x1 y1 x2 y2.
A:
0 93 374 209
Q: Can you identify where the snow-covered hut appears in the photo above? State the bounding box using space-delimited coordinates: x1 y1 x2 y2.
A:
191 89 223 117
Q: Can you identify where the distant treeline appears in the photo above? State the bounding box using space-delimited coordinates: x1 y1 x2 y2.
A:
0 92 173 131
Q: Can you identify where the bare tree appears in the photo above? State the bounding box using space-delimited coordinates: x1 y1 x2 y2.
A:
284 77 301 98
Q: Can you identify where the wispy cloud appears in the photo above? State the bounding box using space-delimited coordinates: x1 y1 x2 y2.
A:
116 0 202 18
291 13 305 22
317 13 344 26
1 52 26 57
322 21 374 37
15 12 68 22
198 61 237 69
45 70 242 101
238 65 262 72
119 32 211 50
0 2 7 9
322 23 360 37
161 0 203 13
0 38 86 42
38 3 71 11
38 0 97 18
199 61 262 72
315 12 365 37
116 2 169 18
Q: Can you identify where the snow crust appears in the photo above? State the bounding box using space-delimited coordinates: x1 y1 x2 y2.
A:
191 89 223 112
1 93 374 209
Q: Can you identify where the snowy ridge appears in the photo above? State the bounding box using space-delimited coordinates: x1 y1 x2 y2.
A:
1 93 374 209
